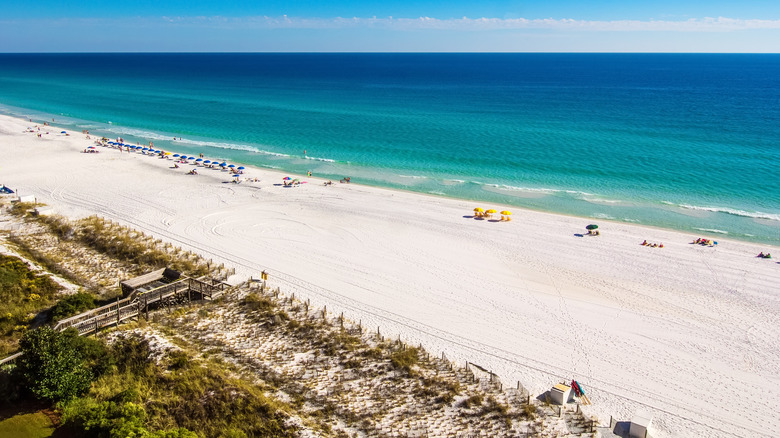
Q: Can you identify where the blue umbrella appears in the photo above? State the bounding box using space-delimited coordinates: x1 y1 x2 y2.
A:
142 147 149 151
196 158 203 162
237 166 245 170
188 156 195 160
232 174 240 177
219 162 226 167
173 154 180 157
203 160 211 164
60 131 66 134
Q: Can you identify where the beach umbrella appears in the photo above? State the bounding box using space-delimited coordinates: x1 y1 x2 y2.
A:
195 158 203 162
228 164 236 168
219 162 227 167
474 207 484 212
232 174 241 178
500 211 512 215
203 160 211 164
60 131 66 134
485 209 497 214
237 166 245 170
586 224 599 230
188 156 195 160
173 154 180 157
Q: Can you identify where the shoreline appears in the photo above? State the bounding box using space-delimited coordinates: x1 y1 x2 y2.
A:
2 104 778 246
2 112 779 438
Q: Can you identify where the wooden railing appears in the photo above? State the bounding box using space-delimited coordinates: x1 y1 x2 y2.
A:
53 295 134 332
59 276 227 336
0 352 22 366
0 276 228 364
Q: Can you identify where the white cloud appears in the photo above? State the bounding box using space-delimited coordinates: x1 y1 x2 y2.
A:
155 15 780 32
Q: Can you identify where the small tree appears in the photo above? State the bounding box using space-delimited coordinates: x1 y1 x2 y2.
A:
17 326 92 402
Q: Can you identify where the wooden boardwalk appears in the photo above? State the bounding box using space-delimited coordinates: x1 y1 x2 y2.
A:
52 276 227 336
0 276 227 366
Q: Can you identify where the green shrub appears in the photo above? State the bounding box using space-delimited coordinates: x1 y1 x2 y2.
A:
17 327 92 402
0 254 62 343
62 328 114 377
50 292 96 322
0 365 23 405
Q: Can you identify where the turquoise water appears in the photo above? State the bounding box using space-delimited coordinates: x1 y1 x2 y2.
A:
0 53 778 244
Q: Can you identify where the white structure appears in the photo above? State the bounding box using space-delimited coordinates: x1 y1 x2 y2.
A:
549 383 572 405
19 195 36 204
629 412 653 438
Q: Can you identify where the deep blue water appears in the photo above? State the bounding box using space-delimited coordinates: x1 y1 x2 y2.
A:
1 53 779 244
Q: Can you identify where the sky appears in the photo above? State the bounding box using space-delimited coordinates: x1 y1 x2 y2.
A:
1 0 779 52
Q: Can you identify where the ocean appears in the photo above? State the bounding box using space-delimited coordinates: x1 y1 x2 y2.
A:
0 53 778 244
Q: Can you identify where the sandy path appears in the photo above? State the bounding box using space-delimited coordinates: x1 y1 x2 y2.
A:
1 114 779 437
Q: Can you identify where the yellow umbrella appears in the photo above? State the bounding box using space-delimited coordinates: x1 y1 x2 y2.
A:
473 207 484 212
500 210 512 221
473 207 484 217
485 209 497 214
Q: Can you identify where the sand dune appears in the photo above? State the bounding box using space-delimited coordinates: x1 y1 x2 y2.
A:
2 114 778 437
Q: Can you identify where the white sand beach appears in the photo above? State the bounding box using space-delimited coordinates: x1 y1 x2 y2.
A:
1 113 778 437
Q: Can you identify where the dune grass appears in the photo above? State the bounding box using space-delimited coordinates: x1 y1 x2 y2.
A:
0 254 62 356
0 412 55 438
